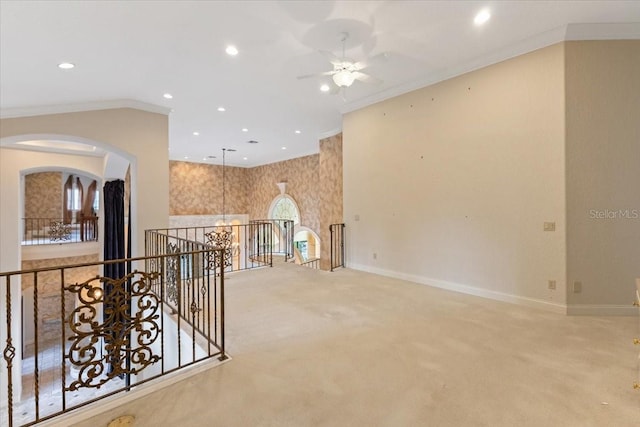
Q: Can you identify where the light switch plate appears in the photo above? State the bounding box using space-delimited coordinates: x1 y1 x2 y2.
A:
544 222 555 231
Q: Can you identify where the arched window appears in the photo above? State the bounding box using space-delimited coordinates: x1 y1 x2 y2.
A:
270 195 300 225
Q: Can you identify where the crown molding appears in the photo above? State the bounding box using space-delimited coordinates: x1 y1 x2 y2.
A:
0 99 171 119
341 22 640 115
317 127 342 140
565 22 640 40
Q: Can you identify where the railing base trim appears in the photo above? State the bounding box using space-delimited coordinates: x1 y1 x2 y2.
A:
34 355 232 427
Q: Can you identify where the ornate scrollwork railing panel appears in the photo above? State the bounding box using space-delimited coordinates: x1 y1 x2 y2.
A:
64 270 161 391
165 243 180 306
49 220 72 241
205 228 233 271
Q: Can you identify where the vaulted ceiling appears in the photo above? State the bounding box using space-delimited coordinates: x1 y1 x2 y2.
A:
1 1 639 166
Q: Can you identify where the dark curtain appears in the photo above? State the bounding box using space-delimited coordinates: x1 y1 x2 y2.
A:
103 180 125 277
103 180 126 375
63 175 73 224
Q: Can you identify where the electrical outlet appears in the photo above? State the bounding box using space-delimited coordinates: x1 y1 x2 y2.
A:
544 222 556 231
573 281 582 293
548 280 556 290
373 253 377 260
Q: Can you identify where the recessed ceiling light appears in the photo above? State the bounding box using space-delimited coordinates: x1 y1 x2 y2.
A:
193 131 200 136
163 93 173 99
58 62 75 69
243 157 248 160
184 156 189 159
217 107 226 112
242 128 248 132
226 45 239 56
320 84 330 92
281 146 287 150
295 130 301 134
474 9 491 25
203 157 208 160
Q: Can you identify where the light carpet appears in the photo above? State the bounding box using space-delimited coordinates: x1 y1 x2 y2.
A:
65 263 639 427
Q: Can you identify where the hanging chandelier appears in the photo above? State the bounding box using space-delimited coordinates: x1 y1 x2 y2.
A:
206 147 237 270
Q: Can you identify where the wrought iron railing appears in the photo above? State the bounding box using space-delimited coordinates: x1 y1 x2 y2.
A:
147 222 280 273
22 216 99 246
300 258 320 269
249 219 294 261
330 223 346 271
1 246 225 427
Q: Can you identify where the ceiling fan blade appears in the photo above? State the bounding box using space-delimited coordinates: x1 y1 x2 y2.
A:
353 52 389 71
297 70 335 80
352 71 383 85
319 50 343 66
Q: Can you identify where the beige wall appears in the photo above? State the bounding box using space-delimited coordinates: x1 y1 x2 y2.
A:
0 108 169 261
319 133 344 270
344 44 567 310
565 40 640 309
24 171 62 222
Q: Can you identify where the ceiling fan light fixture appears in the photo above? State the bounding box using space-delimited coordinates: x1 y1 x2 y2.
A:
333 70 355 87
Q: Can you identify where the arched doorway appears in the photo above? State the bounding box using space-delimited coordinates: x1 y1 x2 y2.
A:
294 227 321 262
0 133 133 405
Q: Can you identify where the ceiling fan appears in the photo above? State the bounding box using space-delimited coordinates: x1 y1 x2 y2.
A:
297 32 387 89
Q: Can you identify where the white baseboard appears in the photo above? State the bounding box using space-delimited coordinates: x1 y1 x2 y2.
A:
566 304 638 316
349 263 637 316
349 263 569 314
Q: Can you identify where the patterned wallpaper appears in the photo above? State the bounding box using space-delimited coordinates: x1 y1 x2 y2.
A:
170 161 248 215
22 254 100 342
24 172 62 221
319 133 344 269
246 154 320 235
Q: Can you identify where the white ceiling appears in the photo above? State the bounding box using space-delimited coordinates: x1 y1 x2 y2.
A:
1 1 639 167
